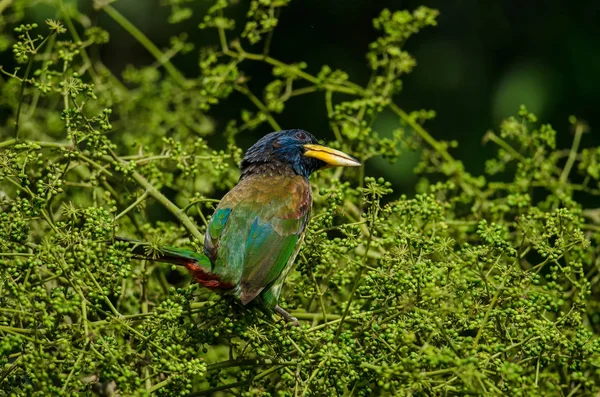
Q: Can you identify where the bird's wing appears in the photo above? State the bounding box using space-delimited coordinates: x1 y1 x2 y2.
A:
238 214 304 304
204 174 311 305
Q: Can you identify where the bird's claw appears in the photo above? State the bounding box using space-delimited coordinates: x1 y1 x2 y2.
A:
274 305 299 326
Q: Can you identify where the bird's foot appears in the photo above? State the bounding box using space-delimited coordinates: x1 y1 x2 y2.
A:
274 305 299 326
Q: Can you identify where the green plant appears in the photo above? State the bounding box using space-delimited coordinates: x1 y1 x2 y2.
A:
1 1 600 396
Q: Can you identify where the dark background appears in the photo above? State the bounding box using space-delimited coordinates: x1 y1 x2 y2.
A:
9 0 600 187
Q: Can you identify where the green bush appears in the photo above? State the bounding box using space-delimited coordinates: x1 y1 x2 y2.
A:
1 1 600 396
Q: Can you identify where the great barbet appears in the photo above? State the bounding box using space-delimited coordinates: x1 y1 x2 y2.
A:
120 130 361 322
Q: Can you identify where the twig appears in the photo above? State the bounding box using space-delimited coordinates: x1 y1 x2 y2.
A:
560 123 585 183
188 380 247 396
129 169 203 242
234 85 281 131
334 197 378 341
101 4 186 86
114 191 148 220
105 151 204 242
14 31 58 140
484 131 527 163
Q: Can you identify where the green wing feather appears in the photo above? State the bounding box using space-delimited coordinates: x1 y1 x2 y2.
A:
254 233 305 309
239 217 301 304
205 174 311 307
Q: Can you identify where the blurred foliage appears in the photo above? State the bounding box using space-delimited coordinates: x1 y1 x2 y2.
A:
1 1 600 396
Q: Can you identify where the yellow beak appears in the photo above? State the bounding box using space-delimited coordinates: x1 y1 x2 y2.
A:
303 144 361 168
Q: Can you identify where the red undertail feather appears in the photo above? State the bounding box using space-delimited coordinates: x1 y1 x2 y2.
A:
183 262 234 290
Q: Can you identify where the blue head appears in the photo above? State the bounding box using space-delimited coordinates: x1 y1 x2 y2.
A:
241 129 361 178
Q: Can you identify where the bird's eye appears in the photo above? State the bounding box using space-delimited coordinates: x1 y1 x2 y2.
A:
295 131 307 141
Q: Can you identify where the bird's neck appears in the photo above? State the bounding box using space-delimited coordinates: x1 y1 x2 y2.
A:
240 161 303 180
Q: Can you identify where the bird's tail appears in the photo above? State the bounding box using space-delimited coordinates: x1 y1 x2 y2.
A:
114 237 209 266
115 237 231 290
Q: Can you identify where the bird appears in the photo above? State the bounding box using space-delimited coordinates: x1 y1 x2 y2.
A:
119 129 361 323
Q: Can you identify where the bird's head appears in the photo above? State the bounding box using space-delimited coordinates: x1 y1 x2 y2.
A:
241 129 361 178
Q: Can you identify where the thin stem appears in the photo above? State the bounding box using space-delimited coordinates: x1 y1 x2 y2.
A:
473 274 507 347
131 154 211 164
535 353 541 386
82 265 121 317
61 349 86 392
560 123 584 183
389 102 454 165
148 377 172 393
218 26 229 53
0 325 34 335
0 139 71 149
291 312 341 321
78 153 113 177
206 359 296 372
129 169 203 242
104 147 203 241
15 32 57 140
182 197 221 212
302 360 326 396
90 312 154 326
566 383 582 397
326 90 343 142
81 299 89 343
0 138 16 148
310 271 328 322
262 8 279 56
114 191 148 220
234 85 281 130
228 42 364 94
27 31 56 118
188 380 247 396
141 260 151 391
289 85 317 97
0 355 22 385
60 0 100 83
334 199 378 341
484 131 526 163
101 4 186 86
